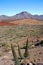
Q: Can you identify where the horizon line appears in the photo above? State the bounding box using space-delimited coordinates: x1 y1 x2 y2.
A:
0 11 43 16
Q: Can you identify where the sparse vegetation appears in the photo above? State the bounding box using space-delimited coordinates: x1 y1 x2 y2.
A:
2 42 10 51
0 25 43 65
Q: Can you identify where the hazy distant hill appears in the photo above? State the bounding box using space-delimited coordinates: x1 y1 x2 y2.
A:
0 11 43 21
0 15 10 21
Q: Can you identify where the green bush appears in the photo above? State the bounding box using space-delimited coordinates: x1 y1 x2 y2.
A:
2 43 10 52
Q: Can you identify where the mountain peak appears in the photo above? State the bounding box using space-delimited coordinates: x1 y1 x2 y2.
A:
16 11 31 16
20 11 29 14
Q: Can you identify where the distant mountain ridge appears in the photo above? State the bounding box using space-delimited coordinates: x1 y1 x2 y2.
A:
0 11 43 21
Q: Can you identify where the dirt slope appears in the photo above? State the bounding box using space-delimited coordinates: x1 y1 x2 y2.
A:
10 19 43 25
0 19 43 26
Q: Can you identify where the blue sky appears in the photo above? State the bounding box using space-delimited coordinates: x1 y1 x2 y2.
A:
0 0 43 16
